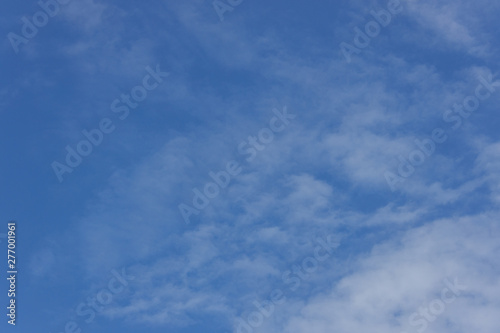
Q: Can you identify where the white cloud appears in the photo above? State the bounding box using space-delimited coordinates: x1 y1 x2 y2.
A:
265 213 500 333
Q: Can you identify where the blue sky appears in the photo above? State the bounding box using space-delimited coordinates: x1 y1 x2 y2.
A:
1 0 500 332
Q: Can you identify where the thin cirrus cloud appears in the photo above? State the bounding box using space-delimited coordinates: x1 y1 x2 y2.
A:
1 0 499 332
